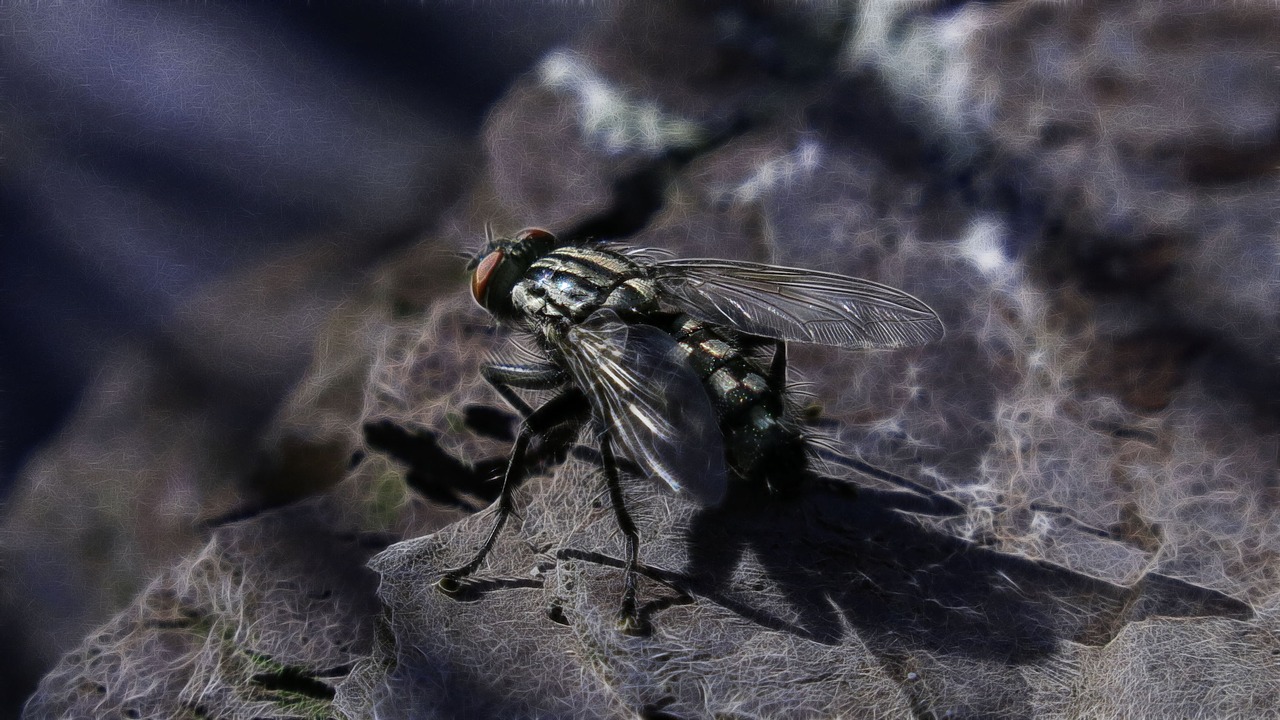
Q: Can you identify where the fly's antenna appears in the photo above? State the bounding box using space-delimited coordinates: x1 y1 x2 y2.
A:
461 222 499 271
421 244 479 265
418 244 477 274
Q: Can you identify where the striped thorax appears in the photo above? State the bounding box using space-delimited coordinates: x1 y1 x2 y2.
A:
512 245 660 324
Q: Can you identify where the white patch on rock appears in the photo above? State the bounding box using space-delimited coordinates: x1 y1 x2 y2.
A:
538 49 706 155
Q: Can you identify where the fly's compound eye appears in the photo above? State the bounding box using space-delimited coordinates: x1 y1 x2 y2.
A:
514 227 555 245
471 248 505 308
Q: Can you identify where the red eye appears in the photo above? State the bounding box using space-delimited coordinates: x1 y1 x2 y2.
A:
515 227 555 244
471 249 504 307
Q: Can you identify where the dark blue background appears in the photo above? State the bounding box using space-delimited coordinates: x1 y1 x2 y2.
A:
0 5 600 711
0 3 601 497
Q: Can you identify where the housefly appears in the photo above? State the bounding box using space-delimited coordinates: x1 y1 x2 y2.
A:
438 227 944 632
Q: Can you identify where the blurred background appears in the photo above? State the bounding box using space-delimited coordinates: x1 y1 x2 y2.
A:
0 3 602 712
0 3 602 497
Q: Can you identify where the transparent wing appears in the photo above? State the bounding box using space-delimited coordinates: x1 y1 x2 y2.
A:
652 259 944 349
558 310 727 506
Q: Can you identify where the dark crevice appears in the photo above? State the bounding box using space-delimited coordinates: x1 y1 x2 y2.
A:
143 616 203 631
1086 420 1159 445
561 115 752 245
312 663 356 679
546 603 569 626
640 706 689 720
249 667 335 701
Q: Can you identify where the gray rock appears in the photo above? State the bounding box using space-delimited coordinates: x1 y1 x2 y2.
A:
23 1 1280 718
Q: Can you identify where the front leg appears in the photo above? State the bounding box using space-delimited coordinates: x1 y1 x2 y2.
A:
481 361 567 418
438 387 588 592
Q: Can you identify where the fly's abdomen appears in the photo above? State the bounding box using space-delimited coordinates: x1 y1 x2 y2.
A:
512 246 658 323
666 315 806 485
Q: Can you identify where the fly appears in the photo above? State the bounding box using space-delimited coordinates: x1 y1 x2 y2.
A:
437 227 944 633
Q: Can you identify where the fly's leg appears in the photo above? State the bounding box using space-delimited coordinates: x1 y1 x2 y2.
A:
768 339 787 392
437 386 585 594
741 336 788 392
481 362 567 418
599 432 645 635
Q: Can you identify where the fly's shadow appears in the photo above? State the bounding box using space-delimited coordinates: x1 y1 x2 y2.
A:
361 404 578 514
671 463 1252 664
363 406 1249 659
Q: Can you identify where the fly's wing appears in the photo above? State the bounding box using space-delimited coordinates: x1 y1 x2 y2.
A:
652 259 944 349
558 310 727 506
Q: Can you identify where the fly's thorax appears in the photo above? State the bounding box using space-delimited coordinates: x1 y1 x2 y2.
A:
511 246 659 323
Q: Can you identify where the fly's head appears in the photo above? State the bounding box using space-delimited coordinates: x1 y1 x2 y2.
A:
469 227 559 320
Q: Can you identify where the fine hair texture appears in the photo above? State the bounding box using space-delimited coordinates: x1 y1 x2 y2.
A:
16 1 1280 718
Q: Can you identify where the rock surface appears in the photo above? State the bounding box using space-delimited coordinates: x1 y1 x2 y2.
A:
19 1 1280 718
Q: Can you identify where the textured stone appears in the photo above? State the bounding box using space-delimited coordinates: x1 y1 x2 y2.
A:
24 1 1280 718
